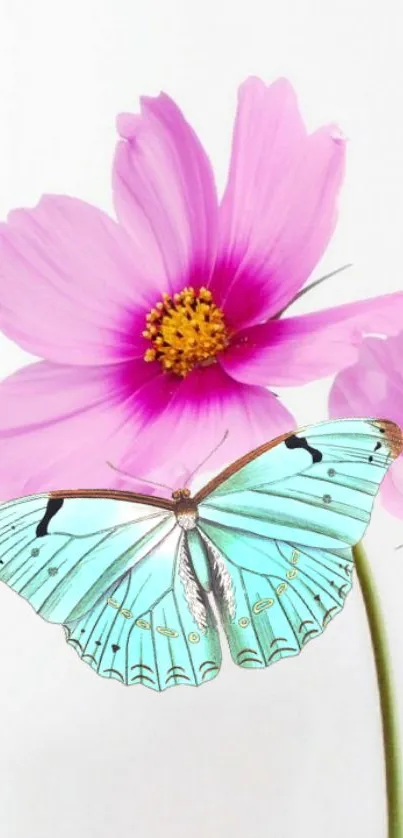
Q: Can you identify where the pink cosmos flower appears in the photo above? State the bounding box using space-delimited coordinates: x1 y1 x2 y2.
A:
330 334 403 518
1 76 403 499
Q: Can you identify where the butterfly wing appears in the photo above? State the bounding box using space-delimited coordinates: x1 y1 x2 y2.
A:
0 493 174 622
194 524 353 668
194 418 402 669
64 528 221 691
0 492 221 690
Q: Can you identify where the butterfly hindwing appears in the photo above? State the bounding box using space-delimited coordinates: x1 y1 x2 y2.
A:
64 528 221 690
195 520 353 669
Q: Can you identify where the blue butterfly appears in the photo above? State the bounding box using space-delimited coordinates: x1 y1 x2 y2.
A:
0 418 401 691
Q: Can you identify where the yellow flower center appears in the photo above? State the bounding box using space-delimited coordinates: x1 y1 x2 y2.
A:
143 286 230 377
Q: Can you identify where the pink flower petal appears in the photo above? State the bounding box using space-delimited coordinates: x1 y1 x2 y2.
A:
329 334 403 518
221 293 403 386
118 364 295 496
379 464 403 519
0 357 293 503
113 93 219 294
0 196 155 365
0 359 175 500
210 77 345 330
329 334 403 424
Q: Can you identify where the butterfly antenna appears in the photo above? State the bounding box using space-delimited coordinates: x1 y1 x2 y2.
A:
185 430 229 487
106 461 174 493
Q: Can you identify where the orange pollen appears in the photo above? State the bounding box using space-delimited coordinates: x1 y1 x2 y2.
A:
142 286 230 377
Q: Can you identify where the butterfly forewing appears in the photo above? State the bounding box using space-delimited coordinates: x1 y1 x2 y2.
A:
0 493 175 623
196 419 400 546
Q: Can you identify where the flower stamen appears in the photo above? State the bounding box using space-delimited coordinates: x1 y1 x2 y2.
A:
143 286 229 377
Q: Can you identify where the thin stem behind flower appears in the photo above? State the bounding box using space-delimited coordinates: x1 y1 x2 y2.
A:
274 263 353 318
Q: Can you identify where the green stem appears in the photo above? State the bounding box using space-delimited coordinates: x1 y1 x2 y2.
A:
353 542 403 836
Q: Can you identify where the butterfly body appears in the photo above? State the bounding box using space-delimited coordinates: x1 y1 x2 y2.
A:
171 491 199 531
0 418 401 690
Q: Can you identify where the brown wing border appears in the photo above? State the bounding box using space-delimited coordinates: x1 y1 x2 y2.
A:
48 419 402 508
50 488 175 511
193 417 403 504
193 428 295 503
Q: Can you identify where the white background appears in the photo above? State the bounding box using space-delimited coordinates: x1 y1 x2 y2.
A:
0 1 402 836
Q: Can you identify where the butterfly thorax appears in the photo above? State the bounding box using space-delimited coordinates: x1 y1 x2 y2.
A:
172 489 198 531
